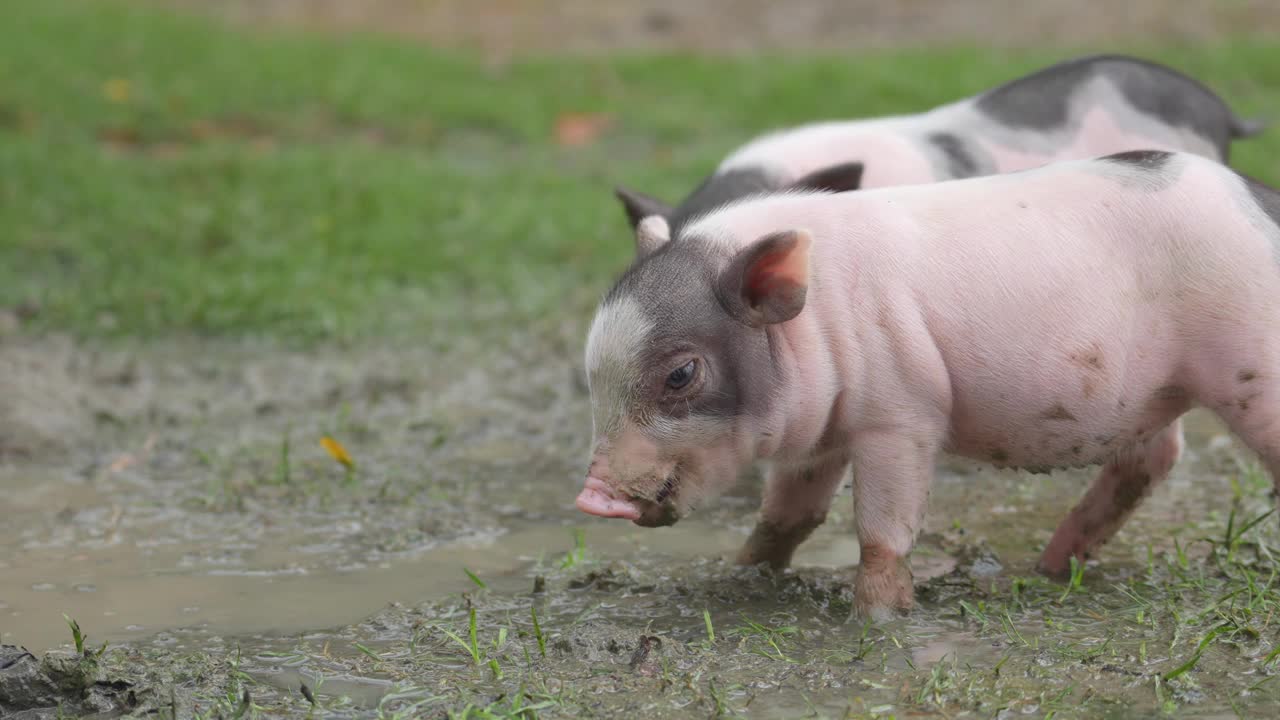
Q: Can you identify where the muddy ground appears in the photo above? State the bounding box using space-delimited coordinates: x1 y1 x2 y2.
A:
2 2 1279 718
2 324 1279 717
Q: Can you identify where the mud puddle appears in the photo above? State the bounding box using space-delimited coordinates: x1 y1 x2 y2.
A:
2 334 1278 717
1 505 746 653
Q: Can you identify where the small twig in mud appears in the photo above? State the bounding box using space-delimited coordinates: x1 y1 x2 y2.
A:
0 649 36 671
628 635 662 671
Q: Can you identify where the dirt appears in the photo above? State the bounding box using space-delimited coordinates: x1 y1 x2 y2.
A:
3 4 1279 717
169 0 1280 56
2 326 1278 716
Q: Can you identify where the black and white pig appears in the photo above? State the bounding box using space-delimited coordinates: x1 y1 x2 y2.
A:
614 54 1264 234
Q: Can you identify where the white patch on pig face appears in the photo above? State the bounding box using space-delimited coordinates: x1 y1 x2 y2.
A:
583 239 781 524
585 295 652 439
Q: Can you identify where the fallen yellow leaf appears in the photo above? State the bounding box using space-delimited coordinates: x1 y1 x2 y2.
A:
320 436 355 469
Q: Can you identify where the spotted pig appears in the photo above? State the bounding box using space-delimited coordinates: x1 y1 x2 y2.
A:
579 150 1280 619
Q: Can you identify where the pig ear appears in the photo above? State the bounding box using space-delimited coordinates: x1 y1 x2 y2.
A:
787 162 864 193
718 230 812 326
615 185 674 230
634 215 671 257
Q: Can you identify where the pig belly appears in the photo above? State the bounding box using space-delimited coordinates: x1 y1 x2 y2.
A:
946 397 1188 471
941 346 1192 471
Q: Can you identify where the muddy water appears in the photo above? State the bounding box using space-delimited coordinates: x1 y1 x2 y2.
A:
0 346 1240 654
2 335 1277 717
0 498 747 652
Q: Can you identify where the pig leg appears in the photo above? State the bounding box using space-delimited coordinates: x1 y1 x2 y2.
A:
1215 380 1280 508
736 452 850 570
850 432 935 621
1038 419 1183 579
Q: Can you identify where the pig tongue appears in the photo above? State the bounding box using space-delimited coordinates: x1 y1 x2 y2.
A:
575 476 641 520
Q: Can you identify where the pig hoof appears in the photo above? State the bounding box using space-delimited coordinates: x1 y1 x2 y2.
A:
1035 558 1071 581
734 553 780 571
853 559 914 621
850 602 909 624
1036 551 1087 582
734 545 792 571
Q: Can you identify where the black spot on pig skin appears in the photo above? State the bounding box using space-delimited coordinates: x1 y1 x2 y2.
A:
928 132 979 179
975 54 1251 160
1101 150 1173 171
1152 384 1187 401
1042 403 1077 422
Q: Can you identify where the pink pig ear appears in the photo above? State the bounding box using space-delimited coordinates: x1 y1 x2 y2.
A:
718 230 812 326
635 216 671 258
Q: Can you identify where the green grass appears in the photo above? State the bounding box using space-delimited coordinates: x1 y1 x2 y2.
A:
3 1 1280 340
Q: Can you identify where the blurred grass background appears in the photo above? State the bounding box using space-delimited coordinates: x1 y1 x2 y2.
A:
1 0 1278 340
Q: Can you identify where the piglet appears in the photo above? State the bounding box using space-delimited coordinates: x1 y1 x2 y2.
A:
615 54 1264 235
578 149 1280 619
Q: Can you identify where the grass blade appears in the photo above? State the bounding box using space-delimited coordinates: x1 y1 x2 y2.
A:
463 568 487 590
531 607 547 658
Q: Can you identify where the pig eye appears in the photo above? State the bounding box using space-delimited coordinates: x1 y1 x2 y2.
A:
665 360 697 390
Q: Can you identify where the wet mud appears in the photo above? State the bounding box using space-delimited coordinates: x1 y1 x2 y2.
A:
1 332 1278 717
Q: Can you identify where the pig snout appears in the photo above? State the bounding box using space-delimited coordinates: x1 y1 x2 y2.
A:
575 476 642 521
630 491 681 528
575 476 681 527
